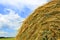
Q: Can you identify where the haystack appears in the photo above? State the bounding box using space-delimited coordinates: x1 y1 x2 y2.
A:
16 0 60 40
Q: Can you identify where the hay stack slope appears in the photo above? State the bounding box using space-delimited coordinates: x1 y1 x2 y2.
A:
16 0 60 40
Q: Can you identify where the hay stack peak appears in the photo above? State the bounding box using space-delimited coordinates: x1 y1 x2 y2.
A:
16 0 60 40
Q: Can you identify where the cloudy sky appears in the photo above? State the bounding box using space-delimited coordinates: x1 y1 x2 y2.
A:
0 0 50 37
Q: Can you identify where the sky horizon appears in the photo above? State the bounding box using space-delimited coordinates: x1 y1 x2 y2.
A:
0 0 50 37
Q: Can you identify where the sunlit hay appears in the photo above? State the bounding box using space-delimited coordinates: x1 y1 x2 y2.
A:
16 0 60 40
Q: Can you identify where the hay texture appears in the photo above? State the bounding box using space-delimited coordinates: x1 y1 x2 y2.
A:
16 0 60 40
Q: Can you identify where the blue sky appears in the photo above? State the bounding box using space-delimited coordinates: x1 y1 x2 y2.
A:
0 0 50 37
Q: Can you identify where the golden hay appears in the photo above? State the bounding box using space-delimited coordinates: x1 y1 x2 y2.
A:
16 0 60 40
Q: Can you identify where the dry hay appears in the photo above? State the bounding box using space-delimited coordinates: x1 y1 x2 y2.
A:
16 0 60 40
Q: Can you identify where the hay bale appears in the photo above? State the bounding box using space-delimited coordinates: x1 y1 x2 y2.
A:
16 0 60 40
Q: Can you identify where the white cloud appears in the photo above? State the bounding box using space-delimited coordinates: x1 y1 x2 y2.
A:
0 0 49 10
0 30 17 37
0 31 8 37
0 31 7 34
0 9 25 30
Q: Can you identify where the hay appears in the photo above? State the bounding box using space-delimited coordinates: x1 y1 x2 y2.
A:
16 0 60 40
